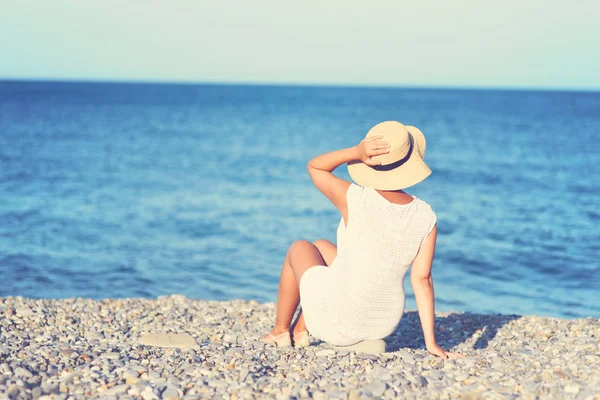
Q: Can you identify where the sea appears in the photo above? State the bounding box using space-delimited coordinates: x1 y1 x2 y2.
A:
0 81 598 319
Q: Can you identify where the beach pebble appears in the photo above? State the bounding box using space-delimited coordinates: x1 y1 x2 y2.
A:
161 385 180 399
142 386 159 400
316 350 336 357
105 384 130 395
363 381 387 397
15 307 34 317
138 333 197 349
564 384 580 394
413 375 428 387
125 369 140 384
238 368 249 382
1 364 12 375
14 367 33 379
223 334 237 343
101 351 121 360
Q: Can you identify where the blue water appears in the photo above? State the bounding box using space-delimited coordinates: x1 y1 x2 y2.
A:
1 81 599 319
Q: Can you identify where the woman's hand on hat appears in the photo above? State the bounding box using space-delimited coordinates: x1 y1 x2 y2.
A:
355 135 390 166
426 342 466 359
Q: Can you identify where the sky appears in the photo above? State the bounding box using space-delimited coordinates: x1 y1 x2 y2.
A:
1 0 599 90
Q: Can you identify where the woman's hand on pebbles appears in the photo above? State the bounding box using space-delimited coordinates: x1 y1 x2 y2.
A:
355 136 390 166
426 343 465 359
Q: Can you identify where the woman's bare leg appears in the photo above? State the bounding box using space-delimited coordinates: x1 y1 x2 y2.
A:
292 239 337 336
263 240 329 339
270 249 300 335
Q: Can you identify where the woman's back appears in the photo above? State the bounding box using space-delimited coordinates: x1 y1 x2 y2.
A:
335 184 437 274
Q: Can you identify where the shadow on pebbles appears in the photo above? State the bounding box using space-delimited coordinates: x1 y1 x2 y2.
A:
0 295 599 399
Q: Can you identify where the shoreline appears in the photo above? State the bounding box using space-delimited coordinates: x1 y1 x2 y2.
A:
1 295 598 399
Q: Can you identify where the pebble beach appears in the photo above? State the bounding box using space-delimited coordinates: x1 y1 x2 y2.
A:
1 295 599 400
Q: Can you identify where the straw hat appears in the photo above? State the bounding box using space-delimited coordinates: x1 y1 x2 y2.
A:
347 121 431 190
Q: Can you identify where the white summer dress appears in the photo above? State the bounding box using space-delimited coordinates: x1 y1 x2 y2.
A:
299 183 437 346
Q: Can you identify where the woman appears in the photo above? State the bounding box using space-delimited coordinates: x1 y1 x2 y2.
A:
260 121 463 359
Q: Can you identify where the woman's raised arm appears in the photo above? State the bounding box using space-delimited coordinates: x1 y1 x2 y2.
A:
307 136 389 223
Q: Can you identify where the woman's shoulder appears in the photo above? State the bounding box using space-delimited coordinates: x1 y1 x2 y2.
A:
412 196 437 217
347 182 366 199
413 195 433 208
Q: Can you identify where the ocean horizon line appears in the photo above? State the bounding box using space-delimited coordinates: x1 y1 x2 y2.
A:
1 77 599 95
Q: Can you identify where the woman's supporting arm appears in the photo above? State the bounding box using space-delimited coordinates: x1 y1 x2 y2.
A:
410 225 464 359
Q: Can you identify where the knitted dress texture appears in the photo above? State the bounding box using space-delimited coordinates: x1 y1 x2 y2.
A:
299 183 437 346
